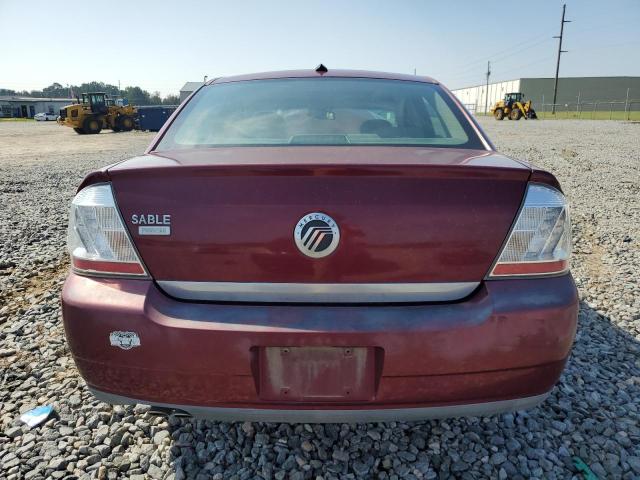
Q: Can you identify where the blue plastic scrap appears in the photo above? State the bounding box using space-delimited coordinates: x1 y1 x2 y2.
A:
19 405 54 427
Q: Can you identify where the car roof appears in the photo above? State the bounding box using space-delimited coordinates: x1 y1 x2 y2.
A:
208 69 438 85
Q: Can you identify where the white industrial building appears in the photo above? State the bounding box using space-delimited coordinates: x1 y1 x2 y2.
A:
452 76 640 114
452 80 521 114
0 96 74 118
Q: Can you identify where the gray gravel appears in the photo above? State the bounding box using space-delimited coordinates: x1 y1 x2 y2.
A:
1 119 639 479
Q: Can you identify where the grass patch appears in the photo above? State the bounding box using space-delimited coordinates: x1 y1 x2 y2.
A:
537 110 640 121
476 111 640 121
0 117 35 122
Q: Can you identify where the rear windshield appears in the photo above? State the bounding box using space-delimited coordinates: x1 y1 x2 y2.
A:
156 78 484 150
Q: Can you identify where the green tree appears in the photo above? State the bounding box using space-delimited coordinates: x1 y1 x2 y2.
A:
42 83 69 98
76 81 120 97
162 94 180 105
123 86 151 105
1 81 180 106
149 91 163 105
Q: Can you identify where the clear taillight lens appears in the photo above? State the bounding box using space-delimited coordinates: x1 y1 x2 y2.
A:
68 184 147 277
489 183 571 277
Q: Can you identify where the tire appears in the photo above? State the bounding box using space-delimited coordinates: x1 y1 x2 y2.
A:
116 115 134 132
527 109 538 119
494 108 504 120
510 108 522 120
83 116 102 134
73 128 87 134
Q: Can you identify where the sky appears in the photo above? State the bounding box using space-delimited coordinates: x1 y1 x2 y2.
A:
1 0 639 97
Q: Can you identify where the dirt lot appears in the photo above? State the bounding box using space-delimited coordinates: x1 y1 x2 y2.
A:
0 121 154 166
1 119 639 479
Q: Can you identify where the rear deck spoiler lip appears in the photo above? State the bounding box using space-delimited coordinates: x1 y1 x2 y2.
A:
156 281 480 304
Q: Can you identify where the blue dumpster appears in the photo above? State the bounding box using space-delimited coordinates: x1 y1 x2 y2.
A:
136 105 178 132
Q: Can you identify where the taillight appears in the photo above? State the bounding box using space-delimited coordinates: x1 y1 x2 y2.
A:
489 183 571 277
67 184 147 277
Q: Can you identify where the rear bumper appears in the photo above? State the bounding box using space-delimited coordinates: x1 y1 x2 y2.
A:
62 273 578 421
90 388 549 423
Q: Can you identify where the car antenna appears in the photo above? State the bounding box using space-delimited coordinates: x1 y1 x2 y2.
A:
315 64 328 75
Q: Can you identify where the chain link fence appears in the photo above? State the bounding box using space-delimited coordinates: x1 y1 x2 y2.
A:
464 100 640 120
537 101 640 120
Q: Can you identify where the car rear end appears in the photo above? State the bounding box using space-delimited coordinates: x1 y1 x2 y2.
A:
61 71 577 422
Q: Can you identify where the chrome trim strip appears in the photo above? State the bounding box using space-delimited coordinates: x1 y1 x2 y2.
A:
90 388 549 423
157 281 479 303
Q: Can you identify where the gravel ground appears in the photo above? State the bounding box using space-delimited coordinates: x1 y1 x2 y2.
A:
1 119 639 480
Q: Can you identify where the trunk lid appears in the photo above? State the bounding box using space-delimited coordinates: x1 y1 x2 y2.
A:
109 147 530 285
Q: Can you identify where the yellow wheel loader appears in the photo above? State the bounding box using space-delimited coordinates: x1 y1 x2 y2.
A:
58 93 137 134
490 93 537 121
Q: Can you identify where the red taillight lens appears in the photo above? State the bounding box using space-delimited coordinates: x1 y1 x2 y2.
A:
70 258 145 275
67 184 147 277
489 183 571 278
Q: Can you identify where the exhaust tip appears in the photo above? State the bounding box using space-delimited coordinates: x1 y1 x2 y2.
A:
171 409 192 418
148 406 172 417
148 406 192 419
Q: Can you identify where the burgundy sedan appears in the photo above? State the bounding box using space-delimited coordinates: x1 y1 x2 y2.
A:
62 68 577 422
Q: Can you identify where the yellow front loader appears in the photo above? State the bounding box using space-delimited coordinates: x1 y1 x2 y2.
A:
58 92 137 134
490 93 537 121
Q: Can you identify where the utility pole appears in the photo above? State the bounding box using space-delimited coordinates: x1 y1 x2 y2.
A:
484 61 491 115
552 4 570 114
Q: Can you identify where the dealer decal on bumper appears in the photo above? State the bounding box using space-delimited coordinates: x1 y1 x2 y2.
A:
109 331 141 350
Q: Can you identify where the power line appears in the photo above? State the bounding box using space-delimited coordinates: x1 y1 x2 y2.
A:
571 39 640 53
445 20 631 89
490 54 556 79
447 53 557 91
445 30 556 77
444 36 554 86
453 32 552 70
490 37 554 64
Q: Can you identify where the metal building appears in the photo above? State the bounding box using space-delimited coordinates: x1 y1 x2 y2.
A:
179 82 204 103
0 96 74 118
452 77 640 114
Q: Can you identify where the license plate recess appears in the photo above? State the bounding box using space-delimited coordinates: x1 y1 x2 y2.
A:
259 347 376 402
